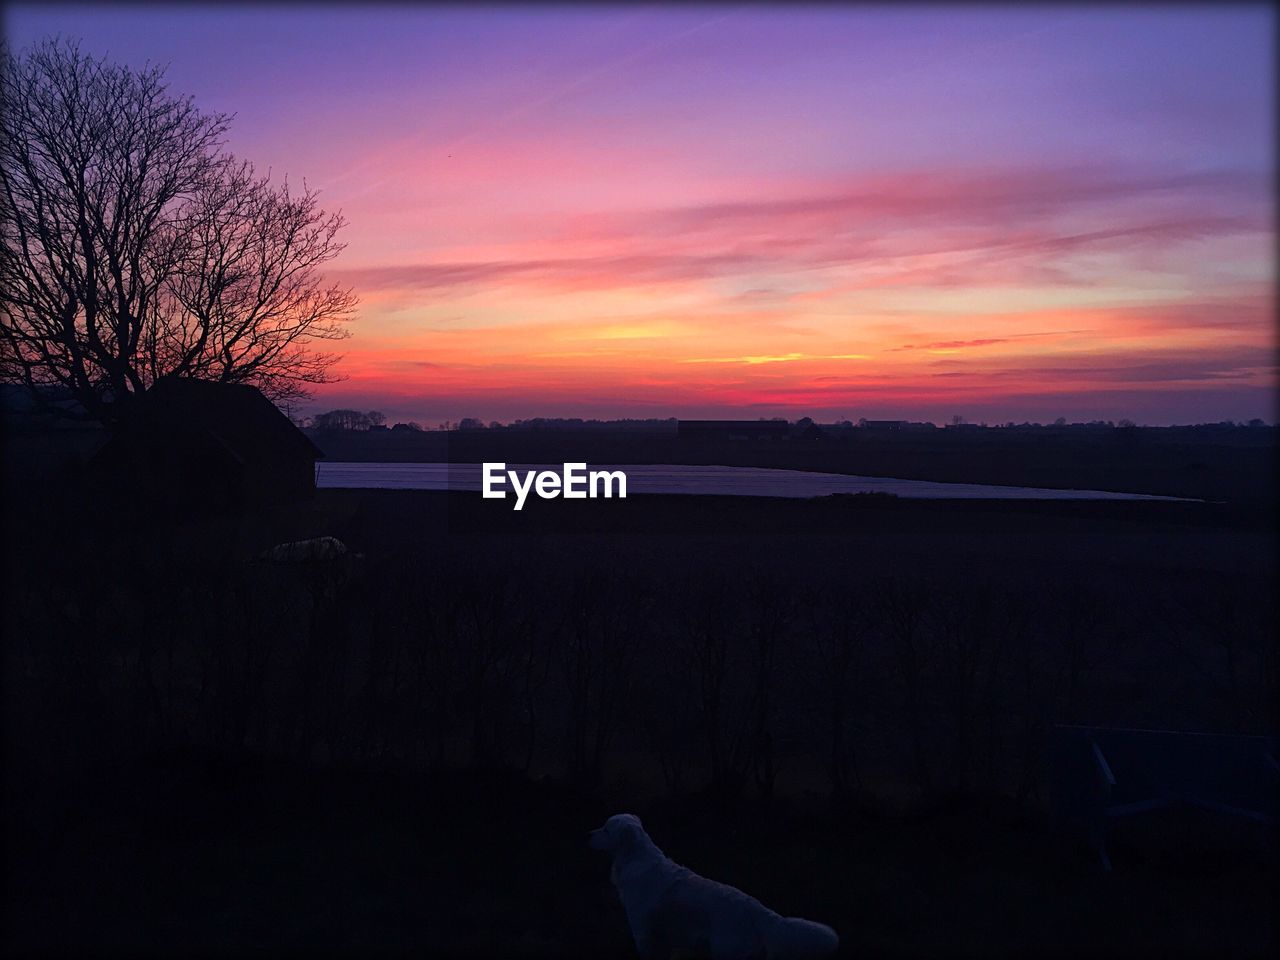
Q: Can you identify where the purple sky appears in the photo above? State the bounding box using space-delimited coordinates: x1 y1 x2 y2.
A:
5 4 1275 424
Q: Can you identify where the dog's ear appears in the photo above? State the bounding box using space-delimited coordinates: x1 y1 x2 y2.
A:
615 819 640 856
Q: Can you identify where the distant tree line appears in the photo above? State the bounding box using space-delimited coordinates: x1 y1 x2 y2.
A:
302 413 684 432
308 409 386 431
299 410 1272 434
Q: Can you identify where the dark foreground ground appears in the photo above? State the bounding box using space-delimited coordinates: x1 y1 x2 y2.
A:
4 486 1277 957
8 751 1275 958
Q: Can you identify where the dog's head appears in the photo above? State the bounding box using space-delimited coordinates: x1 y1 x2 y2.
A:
589 813 647 857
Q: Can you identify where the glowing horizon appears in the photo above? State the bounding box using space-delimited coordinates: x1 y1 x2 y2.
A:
6 5 1275 425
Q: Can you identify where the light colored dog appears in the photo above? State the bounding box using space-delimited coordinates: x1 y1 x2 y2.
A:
590 813 839 959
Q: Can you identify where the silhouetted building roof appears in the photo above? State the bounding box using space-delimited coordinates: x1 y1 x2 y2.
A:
147 377 322 458
90 377 323 512
678 419 791 440
0 383 89 426
861 420 936 431
862 420 905 431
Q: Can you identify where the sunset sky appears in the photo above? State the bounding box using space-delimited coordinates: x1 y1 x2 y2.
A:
6 4 1276 425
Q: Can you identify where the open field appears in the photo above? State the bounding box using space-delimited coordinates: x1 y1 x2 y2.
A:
4 485 1275 956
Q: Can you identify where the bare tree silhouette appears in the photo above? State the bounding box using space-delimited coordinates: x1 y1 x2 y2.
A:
0 39 355 421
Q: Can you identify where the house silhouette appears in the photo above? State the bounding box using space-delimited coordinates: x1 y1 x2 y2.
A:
90 377 324 513
677 419 791 441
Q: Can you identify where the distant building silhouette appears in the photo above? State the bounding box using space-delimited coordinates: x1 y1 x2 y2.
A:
90 377 324 513
677 419 791 441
